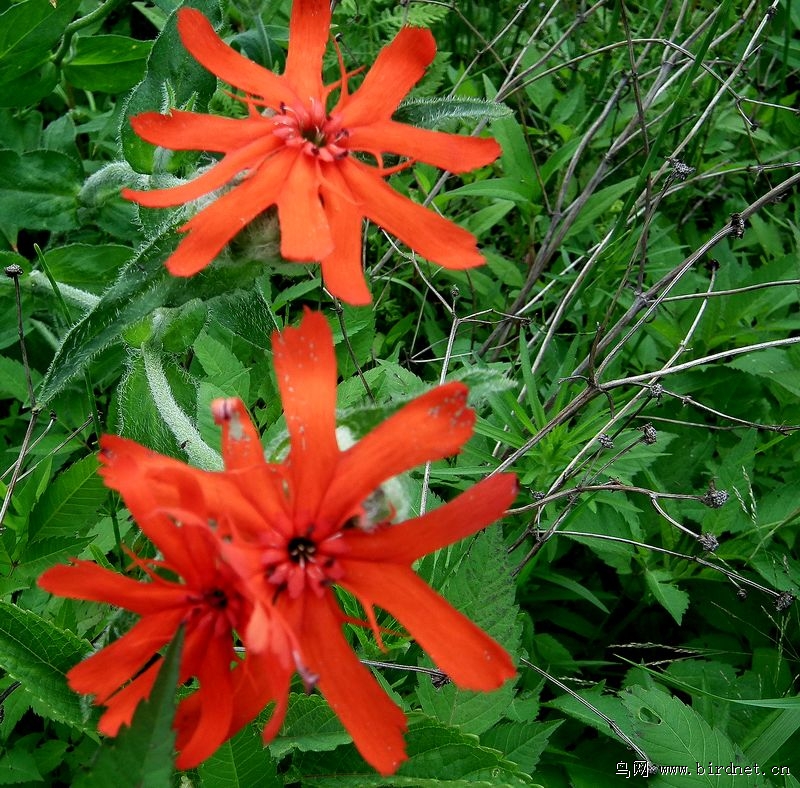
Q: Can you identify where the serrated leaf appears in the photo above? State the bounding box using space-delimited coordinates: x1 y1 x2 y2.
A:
622 686 764 787
268 693 351 760
645 570 689 626
28 455 107 542
416 528 520 735
73 630 183 788
292 716 533 787
15 535 94 584
0 149 82 243
0 600 91 727
192 331 250 399
394 96 511 129
198 726 280 788
480 720 563 774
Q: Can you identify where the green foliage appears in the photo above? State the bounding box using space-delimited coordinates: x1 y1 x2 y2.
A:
73 630 183 788
199 727 281 787
0 601 91 727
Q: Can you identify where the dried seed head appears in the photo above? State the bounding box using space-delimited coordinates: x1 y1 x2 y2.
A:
532 491 545 501
641 423 658 445
702 489 729 509
4 264 23 278
776 592 795 612
668 158 695 181
650 383 664 401
736 587 748 600
450 285 460 301
698 532 719 552
598 433 614 449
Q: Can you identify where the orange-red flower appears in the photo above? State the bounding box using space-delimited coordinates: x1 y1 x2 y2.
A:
38 439 293 770
212 310 517 774
39 309 517 775
121 3 501 304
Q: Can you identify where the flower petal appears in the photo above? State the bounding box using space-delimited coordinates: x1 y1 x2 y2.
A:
122 134 282 209
348 121 501 174
318 171 372 305
321 382 473 525
212 397 266 471
340 158 487 269
166 149 297 276
97 662 160 736
285 593 408 775
341 562 516 691
284 0 331 103
68 610 185 702
174 650 291 756
178 8 297 107
345 474 517 563
339 27 436 125
271 310 339 524
277 156 333 260
38 560 183 614
128 110 268 153
174 636 235 769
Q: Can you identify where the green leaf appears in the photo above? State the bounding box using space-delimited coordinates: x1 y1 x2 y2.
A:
644 570 690 626
142 343 222 469
73 629 183 788
0 747 42 784
416 528 520 735
13 535 95 585
0 600 91 728
0 62 58 108
0 0 80 87
28 455 107 542
198 726 281 787
192 331 250 399
36 239 178 405
622 686 761 787
480 720 563 774
394 96 512 128
0 355 40 404
268 693 351 760
292 716 534 786
0 149 82 244
116 349 188 459
208 288 278 347
121 0 222 173
40 244 133 295
64 35 152 93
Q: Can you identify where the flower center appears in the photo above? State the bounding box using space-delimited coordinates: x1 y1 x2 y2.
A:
263 528 346 599
272 99 349 163
287 536 317 565
204 587 228 609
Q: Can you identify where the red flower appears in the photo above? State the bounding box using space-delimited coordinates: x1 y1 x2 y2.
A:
38 438 293 770
214 310 517 775
122 3 501 304
39 310 516 775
